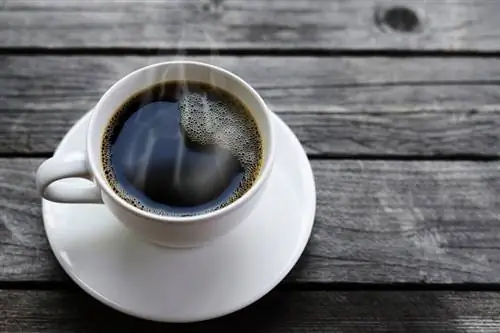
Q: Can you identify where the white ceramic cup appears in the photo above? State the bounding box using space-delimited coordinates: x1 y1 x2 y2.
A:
36 61 275 248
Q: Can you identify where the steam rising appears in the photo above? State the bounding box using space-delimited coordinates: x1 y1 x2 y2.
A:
100 24 263 216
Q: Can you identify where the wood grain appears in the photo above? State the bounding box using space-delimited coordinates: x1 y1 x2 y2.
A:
3 55 500 155
3 158 500 283
1 0 499 51
1 289 500 332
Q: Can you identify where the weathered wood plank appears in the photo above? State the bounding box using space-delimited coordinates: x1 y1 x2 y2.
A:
2 0 499 51
3 158 500 283
1 290 499 332
3 56 500 155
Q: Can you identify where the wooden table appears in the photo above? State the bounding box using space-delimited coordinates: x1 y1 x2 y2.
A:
3 0 500 331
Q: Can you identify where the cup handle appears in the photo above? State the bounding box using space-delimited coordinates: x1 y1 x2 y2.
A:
36 151 103 204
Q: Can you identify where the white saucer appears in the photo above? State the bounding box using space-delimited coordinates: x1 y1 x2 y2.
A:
42 110 316 323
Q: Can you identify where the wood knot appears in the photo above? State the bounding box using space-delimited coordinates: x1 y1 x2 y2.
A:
375 6 420 33
202 0 224 13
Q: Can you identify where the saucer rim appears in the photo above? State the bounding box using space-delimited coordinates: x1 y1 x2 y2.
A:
42 110 316 322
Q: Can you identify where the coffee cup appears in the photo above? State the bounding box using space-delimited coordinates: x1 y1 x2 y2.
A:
36 61 275 248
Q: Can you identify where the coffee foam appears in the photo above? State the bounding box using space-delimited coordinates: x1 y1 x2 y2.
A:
101 83 263 216
178 90 262 210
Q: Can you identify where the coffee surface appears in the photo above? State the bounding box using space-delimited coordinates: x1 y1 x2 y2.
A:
101 81 263 216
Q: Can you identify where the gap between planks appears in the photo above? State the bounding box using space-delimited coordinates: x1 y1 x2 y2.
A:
4 48 500 57
1 154 499 161
5 281 500 292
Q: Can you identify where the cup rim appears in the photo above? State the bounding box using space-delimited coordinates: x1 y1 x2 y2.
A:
87 60 275 223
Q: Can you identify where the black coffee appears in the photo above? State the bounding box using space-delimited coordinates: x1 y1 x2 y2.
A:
101 81 263 216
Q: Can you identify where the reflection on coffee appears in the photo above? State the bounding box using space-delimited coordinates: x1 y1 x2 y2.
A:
101 81 263 216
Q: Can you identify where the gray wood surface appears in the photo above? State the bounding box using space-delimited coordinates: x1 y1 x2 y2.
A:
3 158 500 283
1 290 500 332
3 56 500 155
3 0 500 330
2 0 499 51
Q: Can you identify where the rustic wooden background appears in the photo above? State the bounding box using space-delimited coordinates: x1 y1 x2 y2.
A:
2 0 500 331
